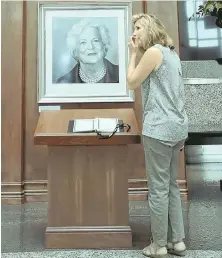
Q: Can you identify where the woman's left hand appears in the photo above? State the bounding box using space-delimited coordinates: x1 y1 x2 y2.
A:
128 36 139 55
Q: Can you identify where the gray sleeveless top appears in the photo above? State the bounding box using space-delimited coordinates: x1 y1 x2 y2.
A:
141 44 188 142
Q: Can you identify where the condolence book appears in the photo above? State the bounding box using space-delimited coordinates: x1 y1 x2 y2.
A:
71 118 120 133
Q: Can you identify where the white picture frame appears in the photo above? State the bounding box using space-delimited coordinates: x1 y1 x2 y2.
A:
38 1 134 103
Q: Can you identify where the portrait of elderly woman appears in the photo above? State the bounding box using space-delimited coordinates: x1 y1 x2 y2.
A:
56 19 119 84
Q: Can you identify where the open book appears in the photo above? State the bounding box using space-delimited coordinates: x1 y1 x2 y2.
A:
72 118 120 133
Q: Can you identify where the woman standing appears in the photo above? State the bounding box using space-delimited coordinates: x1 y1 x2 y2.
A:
127 14 188 258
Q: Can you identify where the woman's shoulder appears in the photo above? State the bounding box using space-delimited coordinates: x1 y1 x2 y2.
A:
152 44 173 54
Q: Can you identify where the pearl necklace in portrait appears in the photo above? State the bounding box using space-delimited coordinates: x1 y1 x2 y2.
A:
79 66 106 83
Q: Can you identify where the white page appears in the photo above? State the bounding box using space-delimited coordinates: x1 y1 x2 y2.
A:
73 119 95 132
97 118 119 133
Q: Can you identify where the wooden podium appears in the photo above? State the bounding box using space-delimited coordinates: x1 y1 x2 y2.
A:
34 108 141 249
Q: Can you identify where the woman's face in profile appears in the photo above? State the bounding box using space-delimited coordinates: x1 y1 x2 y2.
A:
133 20 145 48
76 27 105 64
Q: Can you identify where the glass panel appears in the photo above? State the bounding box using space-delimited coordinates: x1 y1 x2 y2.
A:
186 0 195 18
189 39 197 47
197 21 218 39
178 0 222 60
198 39 219 47
188 21 197 38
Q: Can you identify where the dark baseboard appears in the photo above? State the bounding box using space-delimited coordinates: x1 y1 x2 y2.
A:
186 133 222 145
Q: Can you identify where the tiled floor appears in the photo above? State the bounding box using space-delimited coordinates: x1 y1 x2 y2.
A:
1 163 222 257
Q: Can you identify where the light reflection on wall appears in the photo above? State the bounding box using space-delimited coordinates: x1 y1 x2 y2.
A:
186 1 221 48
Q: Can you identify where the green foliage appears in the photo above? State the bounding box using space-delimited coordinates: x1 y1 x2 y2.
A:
189 1 222 28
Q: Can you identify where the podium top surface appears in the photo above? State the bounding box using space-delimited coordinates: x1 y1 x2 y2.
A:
34 108 141 146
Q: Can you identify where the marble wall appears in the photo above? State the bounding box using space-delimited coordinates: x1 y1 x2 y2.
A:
182 61 222 79
182 60 222 133
184 83 222 133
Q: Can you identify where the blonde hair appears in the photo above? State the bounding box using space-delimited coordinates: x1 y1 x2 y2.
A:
132 13 174 51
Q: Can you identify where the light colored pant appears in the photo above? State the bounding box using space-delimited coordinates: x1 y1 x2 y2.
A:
143 136 185 246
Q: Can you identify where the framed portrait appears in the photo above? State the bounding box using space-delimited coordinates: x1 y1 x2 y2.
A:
38 1 134 103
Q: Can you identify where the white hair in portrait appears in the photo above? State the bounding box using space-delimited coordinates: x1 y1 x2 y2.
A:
66 19 111 61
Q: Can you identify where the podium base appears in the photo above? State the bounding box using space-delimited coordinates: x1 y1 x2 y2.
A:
45 226 132 249
46 145 133 249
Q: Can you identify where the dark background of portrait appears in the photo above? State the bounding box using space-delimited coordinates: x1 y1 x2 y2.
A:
52 17 119 83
